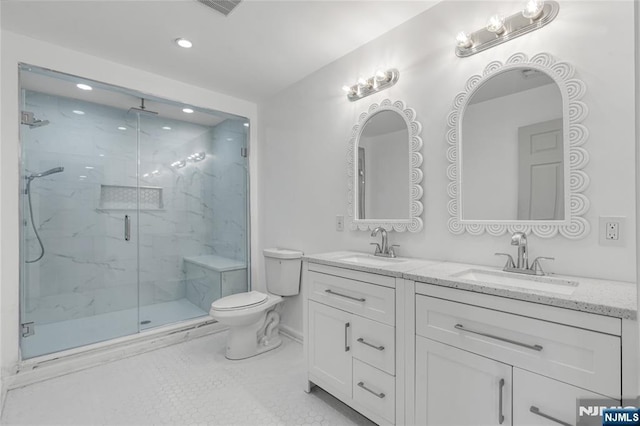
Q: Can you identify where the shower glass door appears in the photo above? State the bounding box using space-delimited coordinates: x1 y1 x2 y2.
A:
19 69 140 358
19 65 250 359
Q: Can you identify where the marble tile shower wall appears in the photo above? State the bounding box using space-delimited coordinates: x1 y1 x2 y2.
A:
22 91 247 325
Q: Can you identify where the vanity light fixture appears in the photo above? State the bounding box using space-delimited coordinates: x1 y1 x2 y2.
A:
171 160 186 169
455 0 559 58
343 68 399 102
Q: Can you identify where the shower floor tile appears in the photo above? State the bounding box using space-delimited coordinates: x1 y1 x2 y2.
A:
2 333 374 426
21 299 207 359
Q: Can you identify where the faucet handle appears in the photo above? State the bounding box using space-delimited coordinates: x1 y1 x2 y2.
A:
531 256 555 276
495 253 516 270
370 243 382 255
388 244 400 258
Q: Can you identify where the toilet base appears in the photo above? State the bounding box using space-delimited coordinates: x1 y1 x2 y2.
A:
224 307 283 360
226 333 282 360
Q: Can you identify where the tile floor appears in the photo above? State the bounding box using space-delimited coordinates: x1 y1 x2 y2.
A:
3 332 375 426
22 299 207 359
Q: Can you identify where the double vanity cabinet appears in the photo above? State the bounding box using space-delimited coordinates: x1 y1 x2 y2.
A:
302 252 638 426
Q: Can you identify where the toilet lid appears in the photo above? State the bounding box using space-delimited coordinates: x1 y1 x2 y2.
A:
211 291 268 311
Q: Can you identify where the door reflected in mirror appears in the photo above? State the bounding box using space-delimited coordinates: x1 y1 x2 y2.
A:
461 68 565 221
357 110 410 220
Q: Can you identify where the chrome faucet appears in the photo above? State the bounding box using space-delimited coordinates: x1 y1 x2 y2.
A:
495 232 554 276
370 227 398 258
511 232 529 269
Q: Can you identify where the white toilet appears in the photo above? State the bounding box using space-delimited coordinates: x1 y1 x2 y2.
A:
209 248 303 360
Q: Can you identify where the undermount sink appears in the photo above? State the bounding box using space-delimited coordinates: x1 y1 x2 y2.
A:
451 268 579 295
338 254 410 267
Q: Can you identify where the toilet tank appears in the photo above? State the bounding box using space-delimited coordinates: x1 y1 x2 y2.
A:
264 248 303 296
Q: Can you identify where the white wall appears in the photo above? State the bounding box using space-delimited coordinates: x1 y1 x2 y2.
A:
259 0 637 335
0 31 258 384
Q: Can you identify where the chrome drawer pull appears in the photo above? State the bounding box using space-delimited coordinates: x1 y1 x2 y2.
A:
357 381 385 399
357 338 385 351
124 215 131 241
530 406 571 426
498 378 505 425
325 289 366 302
454 324 543 352
344 322 350 352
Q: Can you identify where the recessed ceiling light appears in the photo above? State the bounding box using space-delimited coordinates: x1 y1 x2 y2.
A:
182 108 194 114
76 83 93 91
73 110 85 115
85 166 94 170
162 126 172 130
117 126 127 131
175 38 193 49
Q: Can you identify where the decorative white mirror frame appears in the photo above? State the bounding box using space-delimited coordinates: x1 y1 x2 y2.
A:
446 52 590 239
347 99 424 232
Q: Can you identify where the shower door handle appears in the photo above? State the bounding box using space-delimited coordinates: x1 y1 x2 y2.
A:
124 215 131 241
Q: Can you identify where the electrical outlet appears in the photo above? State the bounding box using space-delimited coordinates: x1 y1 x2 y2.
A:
599 216 626 246
335 215 344 232
605 222 619 240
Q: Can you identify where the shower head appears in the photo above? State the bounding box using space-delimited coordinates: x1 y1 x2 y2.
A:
128 98 158 116
28 167 64 180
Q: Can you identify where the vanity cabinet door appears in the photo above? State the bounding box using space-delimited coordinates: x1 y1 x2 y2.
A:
513 368 619 426
416 337 513 426
308 301 353 399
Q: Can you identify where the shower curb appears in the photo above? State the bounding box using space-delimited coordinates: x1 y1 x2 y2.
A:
6 318 225 391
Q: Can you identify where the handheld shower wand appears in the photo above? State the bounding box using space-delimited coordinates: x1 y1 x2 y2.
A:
25 166 64 263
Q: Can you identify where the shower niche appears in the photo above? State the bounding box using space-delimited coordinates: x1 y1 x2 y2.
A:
19 65 251 359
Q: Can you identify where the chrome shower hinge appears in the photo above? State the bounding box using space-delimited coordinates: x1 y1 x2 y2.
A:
21 322 35 337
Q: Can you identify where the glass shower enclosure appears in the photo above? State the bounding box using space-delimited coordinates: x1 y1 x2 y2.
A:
19 65 250 359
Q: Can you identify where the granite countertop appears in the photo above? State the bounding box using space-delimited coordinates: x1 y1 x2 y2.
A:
303 251 439 278
304 251 637 320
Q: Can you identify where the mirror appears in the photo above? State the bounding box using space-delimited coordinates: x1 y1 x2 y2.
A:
347 99 424 232
447 53 590 239
462 68 563 220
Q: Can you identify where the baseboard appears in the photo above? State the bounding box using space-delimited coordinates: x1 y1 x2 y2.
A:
279 324 303 343
7 319 226 391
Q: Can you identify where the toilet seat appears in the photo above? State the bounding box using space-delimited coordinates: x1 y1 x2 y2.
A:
211 291 268 312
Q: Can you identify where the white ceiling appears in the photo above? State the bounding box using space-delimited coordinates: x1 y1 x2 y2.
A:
2 0 437 103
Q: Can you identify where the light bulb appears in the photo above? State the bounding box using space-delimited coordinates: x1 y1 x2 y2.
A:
175 38 193 48
486 14 506 34
342 85 353 93
375 70 388 81
522 0 544 19
357 77 368 87
456 32 473 49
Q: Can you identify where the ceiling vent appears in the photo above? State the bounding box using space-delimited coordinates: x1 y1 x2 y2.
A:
196 0 242 17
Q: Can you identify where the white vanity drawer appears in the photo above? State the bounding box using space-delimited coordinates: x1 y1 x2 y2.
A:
416 295 621 398
308 271 395 325
351 315 395 375
353 359 395 425
513 368 619 426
